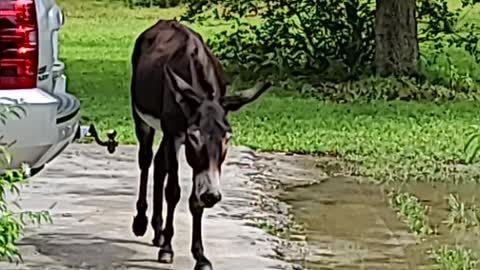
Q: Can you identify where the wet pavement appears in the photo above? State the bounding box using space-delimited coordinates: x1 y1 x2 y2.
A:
282 177 419 270
2 143 473 270
282 177 480 270
0 144 291 270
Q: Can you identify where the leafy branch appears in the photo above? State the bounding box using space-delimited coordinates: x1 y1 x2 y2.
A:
0 99 51 263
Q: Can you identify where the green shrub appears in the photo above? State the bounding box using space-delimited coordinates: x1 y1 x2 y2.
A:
124 0 183 8
296 76 480 102
182 0 480 84
0 99 51 262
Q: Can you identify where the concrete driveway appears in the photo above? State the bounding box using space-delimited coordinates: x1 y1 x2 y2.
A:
0 144 290 270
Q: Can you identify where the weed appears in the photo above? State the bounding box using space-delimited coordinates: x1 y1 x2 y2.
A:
444 193 480 231
431 245 479 270
464 125 480 164
387 189 435 236
256 219 279 236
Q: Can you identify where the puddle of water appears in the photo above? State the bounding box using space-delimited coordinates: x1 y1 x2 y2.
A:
249 151 480 269
281 177 431 270
400 181 480 251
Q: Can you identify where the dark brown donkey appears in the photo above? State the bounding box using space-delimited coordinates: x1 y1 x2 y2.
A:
130 19 272 270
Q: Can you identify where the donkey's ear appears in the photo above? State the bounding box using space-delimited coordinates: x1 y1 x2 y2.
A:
164 65 202 113
220 81 272 112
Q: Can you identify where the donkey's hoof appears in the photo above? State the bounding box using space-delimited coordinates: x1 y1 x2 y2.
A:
158 249 174 264
152 234 164 247
132 215 148 236
194 261 213 270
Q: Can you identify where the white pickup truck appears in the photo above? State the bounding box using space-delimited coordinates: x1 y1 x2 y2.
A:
0 0 117 177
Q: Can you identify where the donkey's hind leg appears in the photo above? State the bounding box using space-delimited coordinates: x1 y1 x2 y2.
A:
132 112 155 237
151 136 168 246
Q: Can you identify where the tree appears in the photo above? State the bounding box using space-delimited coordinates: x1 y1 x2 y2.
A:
374 0 419 77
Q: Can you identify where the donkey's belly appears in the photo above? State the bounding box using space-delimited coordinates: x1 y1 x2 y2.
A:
134 105 162 131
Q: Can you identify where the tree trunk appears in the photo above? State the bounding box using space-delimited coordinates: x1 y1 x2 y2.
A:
375 0 418 76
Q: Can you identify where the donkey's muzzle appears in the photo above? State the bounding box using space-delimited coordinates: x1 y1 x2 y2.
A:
200 192 222 208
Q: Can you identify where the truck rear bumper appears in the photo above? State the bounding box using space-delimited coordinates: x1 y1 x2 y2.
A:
0 88 80 171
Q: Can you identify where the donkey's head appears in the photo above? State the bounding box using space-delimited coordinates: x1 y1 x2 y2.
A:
164 65 271 208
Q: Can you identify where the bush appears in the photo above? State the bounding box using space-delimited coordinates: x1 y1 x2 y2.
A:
183 0 376 80
181 0 480 84
297 76 480 102
124 0 183 8
0 99 51 262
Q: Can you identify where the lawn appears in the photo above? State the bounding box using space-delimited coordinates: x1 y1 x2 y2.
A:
54 0 480 268
56 0 480 183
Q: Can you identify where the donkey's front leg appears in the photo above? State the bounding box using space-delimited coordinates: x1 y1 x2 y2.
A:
189 194 212 270
158 137 182 264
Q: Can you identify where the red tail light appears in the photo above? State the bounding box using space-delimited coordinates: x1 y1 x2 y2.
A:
0 0 38 89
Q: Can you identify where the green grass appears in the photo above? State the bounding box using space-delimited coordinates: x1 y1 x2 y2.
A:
56 0 480 184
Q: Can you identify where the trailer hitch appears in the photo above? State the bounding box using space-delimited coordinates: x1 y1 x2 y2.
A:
76 124 119 154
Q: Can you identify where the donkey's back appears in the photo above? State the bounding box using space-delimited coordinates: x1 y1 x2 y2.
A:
131 19 226 123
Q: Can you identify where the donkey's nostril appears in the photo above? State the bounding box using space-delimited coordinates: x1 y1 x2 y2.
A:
200 192 222 208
